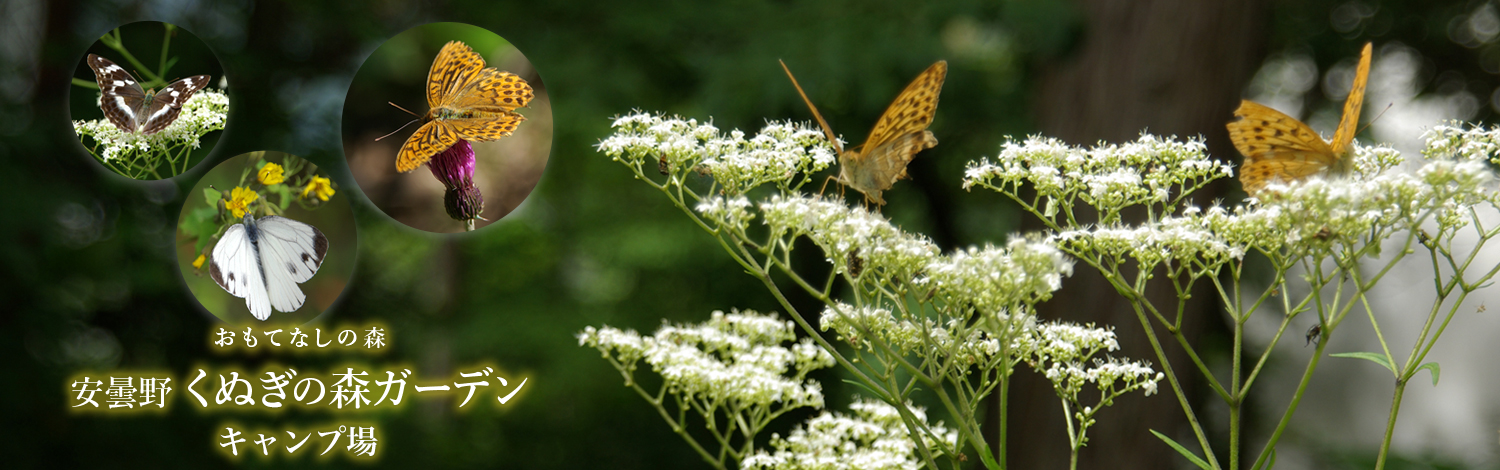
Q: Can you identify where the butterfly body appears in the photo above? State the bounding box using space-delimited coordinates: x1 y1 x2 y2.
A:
781 60 947 206
396 41 535 173
86 54 210 135
210 214 329 321
1229 43 1370 196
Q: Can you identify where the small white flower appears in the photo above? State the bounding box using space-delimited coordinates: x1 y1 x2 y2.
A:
742 398 959 470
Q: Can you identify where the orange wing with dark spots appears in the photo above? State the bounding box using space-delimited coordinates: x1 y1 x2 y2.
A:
396 41 535 173
780 59 947 206
1228 43 1370 196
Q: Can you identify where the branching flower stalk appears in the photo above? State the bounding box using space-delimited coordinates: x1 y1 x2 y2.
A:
964 127 1500 470
591 112 1161 470
579 310 834 470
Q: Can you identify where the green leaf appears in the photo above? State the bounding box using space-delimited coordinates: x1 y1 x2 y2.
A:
1330 352 1396 374
270 184 292 210
839 379 887 400
1417 361 1441 386
186 206 220 254
203 187 222 207
1150 429 1211 470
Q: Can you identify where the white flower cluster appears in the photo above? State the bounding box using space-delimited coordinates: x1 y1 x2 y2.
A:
73 88 229 162
820 301 1016 366
1058 208 1243 268
596 112 835 195
696 195 755 232
742 398 959 470
963 134 1230 216
1423 122 1500 167
760 195 939 282
1012 322 1162 399
971 130 1500 265
578 310 834 409
921 239 1073 321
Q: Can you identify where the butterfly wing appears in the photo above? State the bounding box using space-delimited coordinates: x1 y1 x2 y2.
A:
427 41 489 110
87 54 147 132
395 120 461 173
444 110 526 143
841 130 938 206
779 59 845 155
446 69 534 113
859 61 947 153
1328 42 1373 165
842 61 947 204
1227 100 1337 195
136 75 211 135
253 216 329 316
210 223 272 320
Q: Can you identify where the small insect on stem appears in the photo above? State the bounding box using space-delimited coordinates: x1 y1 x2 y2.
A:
1305 324 1322 347
1314 227 1333 240
658 155 670 175
846 247 864 278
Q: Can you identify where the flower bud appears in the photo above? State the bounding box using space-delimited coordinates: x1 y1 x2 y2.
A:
444 182 485 222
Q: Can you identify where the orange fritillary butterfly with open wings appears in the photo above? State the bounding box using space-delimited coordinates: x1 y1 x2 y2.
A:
1228 42 1371 196
780 60 947 206
395 41 536 173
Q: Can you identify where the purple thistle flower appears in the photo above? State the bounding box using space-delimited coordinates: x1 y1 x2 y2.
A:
429 140 477 190
428 140 484 225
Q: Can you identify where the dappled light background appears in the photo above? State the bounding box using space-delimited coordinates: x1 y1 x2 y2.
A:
5 0 1500 468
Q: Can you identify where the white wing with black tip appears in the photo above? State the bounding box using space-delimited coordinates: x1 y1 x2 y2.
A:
254 216 329 316
209 222 271 320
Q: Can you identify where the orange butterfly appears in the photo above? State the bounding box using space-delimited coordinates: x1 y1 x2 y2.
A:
780 60 947 206
1229 42 1372 196
395 41 535 173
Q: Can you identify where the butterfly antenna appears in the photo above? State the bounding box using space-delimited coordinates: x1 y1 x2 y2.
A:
375 100 429 141
1357 102 1393 136
779 59 843 155
375 118 421 142
388 101 421 117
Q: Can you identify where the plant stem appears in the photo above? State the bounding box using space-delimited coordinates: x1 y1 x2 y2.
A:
1373 380 1406 470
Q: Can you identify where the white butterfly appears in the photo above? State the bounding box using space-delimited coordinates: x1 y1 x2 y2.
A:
209 214 329 321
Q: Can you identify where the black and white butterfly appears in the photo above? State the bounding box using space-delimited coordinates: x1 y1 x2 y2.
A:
210 214 329 321
86 54 211 135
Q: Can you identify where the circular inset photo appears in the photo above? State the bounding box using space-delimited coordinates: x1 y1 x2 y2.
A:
342 22 551 233
69 21 229 180
176 151 356 325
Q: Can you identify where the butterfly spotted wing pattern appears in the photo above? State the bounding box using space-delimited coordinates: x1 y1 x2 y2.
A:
396 41 535 173
87 54 210 135
781 60 947 206
1229 42 1371 196
845 60 947 204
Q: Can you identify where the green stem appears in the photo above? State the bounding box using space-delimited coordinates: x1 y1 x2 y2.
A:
1373 381 1407 470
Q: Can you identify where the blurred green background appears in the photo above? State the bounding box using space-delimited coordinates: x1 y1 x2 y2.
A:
3 0 1498 468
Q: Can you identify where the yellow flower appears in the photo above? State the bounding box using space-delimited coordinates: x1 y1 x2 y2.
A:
226 186 259 218
302 176 335 201
192 254 206 269
257 162 285 185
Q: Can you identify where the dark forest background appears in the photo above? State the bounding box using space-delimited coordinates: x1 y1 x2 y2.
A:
2 0 1497 468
